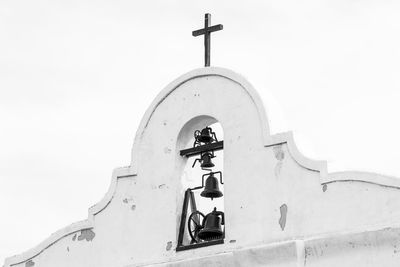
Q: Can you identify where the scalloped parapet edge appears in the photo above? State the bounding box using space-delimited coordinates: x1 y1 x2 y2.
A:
4 166 135 267
324 171 400 189
266 131 400 190
5 67 400 266
266 131 328 178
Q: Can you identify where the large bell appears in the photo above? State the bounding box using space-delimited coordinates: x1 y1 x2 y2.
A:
198 208 224 240
201 173 223 199
197 127 213 143
200 153 215 168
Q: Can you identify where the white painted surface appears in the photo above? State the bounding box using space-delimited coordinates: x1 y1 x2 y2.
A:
5 67 400 266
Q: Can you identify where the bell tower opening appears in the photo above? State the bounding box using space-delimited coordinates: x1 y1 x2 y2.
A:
176 121 225 251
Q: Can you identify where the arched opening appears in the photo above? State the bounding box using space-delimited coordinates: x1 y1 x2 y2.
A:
175 117 225 250
182 122 224 213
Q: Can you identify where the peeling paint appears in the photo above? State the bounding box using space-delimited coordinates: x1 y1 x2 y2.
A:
305 244 324 258
273 145 285 161
72 233 77 241
25 260 35 267
279 204 288 231
123 197 136 210
304 246 312 265
229 240 236 243
166 241 172 251
394 243 400 253
67 246 70 252
77 229 96 242
274 162 282 178
158 184 166 189
322 184 327 192
123 197 134 204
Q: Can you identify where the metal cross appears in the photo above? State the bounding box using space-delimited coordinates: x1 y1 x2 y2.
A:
192 13 223 67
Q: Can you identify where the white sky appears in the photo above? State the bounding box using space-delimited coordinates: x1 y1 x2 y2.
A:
2 0 400 262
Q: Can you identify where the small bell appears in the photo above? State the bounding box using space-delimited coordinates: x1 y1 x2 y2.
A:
197 127 213 143
192 152 215 169
194 127 218 146
201 173 223 199
200 153 215 168
197 208 224 241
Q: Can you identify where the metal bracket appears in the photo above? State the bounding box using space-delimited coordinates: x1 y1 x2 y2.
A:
180 141 223 157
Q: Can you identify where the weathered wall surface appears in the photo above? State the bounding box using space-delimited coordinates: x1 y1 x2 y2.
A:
5 67 400 267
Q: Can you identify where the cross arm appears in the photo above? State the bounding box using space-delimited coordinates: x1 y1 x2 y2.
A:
192 24 223 37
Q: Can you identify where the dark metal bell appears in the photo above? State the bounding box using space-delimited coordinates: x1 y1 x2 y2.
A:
201 173 223 199
197 127 213 143
200 153 215 168
198 208 224 240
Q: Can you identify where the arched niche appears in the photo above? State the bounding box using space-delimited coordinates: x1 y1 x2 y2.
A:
176 116 225 248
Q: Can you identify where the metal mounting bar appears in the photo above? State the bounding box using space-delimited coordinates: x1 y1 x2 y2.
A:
177 189 191 247
177 189 199 249
180 141 224 157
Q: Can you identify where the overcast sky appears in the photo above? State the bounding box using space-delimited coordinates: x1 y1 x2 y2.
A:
2 0 400 262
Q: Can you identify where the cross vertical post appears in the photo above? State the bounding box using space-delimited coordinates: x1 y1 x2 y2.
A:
192 13 223 67
204 14 211 67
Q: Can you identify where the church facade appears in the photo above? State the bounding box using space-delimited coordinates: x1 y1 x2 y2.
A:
5 67 400 267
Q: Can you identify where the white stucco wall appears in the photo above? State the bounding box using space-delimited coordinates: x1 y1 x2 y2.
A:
5 67 400 267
